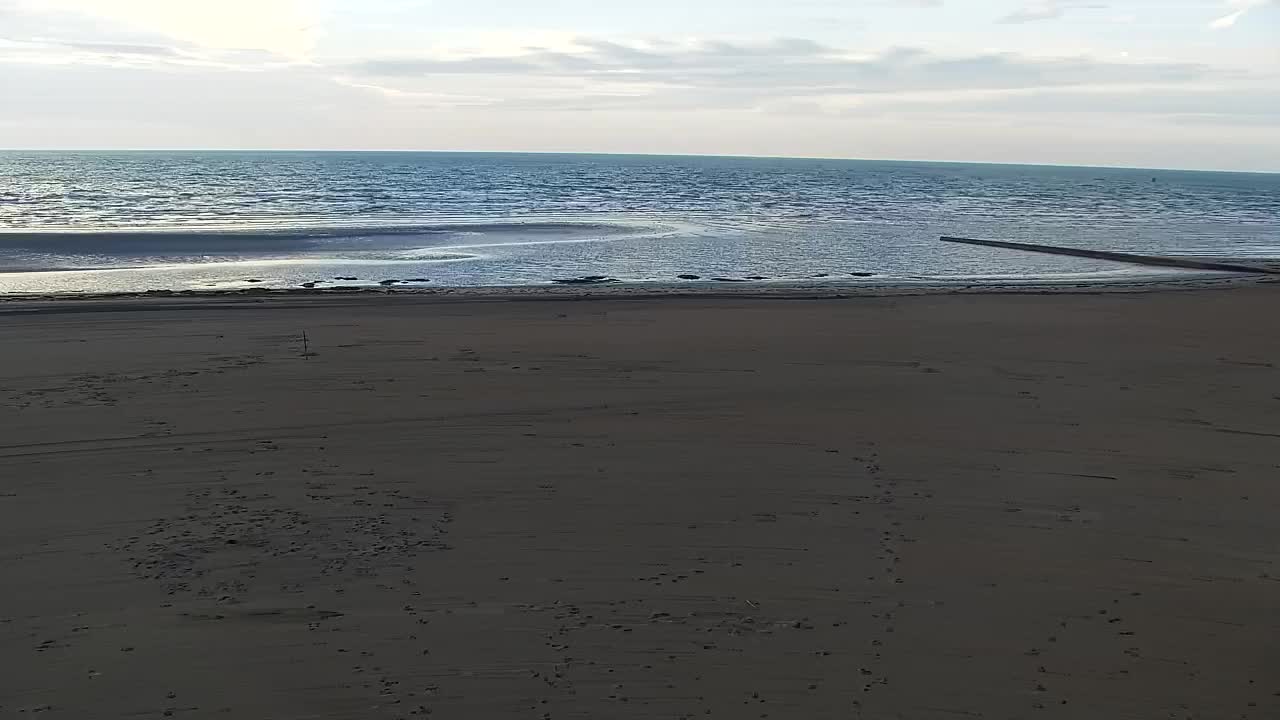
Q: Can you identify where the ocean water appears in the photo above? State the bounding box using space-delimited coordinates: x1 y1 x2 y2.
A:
0 151 1276 295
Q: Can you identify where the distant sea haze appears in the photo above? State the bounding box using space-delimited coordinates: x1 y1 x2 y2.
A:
0 151 1276 295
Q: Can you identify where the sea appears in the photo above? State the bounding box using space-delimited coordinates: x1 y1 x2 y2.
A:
0 151 1276 295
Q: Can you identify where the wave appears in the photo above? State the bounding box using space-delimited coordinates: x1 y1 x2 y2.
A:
0 220 663 255
0 265 148 274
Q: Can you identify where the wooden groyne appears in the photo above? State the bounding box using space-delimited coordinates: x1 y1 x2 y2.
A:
940 237 1279 275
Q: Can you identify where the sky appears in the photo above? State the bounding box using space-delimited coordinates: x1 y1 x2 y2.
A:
0 0 1276 170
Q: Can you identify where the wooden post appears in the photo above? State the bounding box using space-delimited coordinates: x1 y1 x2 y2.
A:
939 236 1278 275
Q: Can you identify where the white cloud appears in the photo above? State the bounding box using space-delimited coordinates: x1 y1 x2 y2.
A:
999 1 1107 23
1210 9 1245 26
0 35 284 71
341 39 1212 111
332 77 498 107
1209 0 1275 28
18 0 321 59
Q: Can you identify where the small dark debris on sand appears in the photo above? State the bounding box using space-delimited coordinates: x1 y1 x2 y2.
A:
713 278 747 283
554 276 621 285
334 276 359 281
678 274 702 280
850 272 876 277
378 280 402 286
745 275 768 280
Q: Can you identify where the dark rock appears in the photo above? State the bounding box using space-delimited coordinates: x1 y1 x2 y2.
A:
300 282 317 289
678 274 702 280
745 275 768 280
553 276 620 285
712 278 747 283
245 279 262 283
405 278 430 283
334 276 358 281
378 279 401 286
850 272 875 277
810 273 830 278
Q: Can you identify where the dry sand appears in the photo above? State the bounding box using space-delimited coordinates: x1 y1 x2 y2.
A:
1 287 1278 719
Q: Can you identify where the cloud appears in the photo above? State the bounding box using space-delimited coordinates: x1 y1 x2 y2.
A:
10 0 320 59
0 35 291 71
862 84 1280 123
46 40 183 57
999 1 1107 23
340 38 1211 110
331 77 498 107
1209 0 1275 28
1209 9 1246 26
0 59 378 150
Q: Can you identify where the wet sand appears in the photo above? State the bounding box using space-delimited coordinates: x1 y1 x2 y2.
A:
2 288 1278 719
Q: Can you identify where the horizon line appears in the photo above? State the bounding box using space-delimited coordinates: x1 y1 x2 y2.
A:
0 148 1274 175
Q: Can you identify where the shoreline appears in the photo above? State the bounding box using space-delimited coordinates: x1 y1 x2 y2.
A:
2 270 1276 310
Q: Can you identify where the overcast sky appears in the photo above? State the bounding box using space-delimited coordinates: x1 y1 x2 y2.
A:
1 0 1276 170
